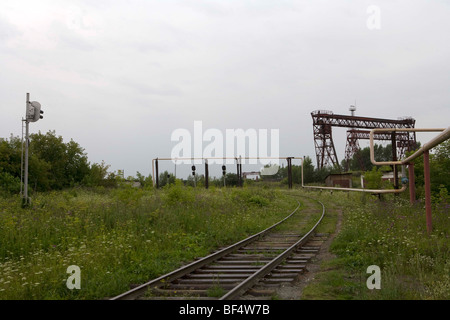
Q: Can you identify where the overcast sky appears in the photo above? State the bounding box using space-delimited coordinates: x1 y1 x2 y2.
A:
1 0 449 179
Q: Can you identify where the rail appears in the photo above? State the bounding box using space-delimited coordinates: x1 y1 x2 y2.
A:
110 196 325 300
111 199 303 300
219 197 325 300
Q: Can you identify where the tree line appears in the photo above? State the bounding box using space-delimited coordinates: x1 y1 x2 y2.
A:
1 130 448 197
0 131 120 195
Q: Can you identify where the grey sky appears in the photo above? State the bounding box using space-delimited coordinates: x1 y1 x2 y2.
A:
1 0 449 179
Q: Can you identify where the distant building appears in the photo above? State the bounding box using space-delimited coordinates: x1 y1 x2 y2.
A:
324 173 353 188
243 171 261 181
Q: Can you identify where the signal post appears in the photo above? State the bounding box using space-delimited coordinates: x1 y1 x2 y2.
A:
22 93 44 206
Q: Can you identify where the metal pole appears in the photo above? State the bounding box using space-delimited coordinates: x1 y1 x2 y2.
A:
155 159 159 189
408 163 416 204
152 159 155 187
391 132 399 190
290 158 293 189
287 158 292 189
423 150 432 234
174 159 177 179
23 93 30 206
20 119 24 197
205 159 209 189
239 157 242 187
236 158 240 187
301 156 304 187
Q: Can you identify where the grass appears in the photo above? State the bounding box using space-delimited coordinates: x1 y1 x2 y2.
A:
0 183 298 299
301 189 450 300
1 183 448 300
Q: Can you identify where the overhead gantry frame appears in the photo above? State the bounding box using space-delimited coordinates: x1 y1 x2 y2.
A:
311 110 417 171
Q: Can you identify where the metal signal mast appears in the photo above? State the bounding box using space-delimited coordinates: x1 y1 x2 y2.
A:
21 93 44 206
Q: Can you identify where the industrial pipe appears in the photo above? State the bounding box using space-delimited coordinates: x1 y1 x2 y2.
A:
369 127 449 166
369 126 450 234
300 157 408 194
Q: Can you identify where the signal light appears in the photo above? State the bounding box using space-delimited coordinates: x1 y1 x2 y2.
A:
192 165 196 176
28 101 44 122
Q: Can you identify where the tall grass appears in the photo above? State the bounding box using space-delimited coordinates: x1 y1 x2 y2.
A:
0 184 296 299
303 190 450 300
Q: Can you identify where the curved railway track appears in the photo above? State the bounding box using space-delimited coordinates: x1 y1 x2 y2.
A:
110 196 326 300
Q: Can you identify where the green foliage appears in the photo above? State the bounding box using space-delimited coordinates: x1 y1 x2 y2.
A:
136 171 153 189
0 131 117 194
364 167 383 189
409 139 450 197
0 171 21 195
0 185 294 299
260 156 340 185
158 170 176 187
309 191 450 300
82 161 117 188
112 184 145 206
302 156 315 184
344 144 393 172
162 180 195 205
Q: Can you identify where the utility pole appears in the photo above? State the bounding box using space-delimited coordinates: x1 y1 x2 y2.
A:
23 94 30 206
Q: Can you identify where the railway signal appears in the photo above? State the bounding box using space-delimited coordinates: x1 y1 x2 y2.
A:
21 93 45 206
191 165 196 187
222 165 226 187
27 101 44 122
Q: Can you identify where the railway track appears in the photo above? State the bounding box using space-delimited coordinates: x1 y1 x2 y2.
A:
110 196 326 300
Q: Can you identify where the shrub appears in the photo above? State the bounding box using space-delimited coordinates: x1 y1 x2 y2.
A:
0 171 21 195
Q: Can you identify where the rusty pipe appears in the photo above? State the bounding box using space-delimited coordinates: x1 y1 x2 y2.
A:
369 127 449 166
300 157 408 194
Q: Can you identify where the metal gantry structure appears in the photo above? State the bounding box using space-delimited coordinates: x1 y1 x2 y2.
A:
301 126 450 234
311 110 417 171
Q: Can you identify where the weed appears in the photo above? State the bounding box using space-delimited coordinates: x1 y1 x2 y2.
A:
0 186 294 299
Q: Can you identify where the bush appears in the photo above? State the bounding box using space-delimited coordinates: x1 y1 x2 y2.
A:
0 171 21 195
162 180 195 205
364 167 382 189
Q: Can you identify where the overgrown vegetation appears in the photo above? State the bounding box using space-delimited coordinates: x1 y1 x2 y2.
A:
0 185 296 299
302 189 450 300
1 130 449 300
0 131 122 195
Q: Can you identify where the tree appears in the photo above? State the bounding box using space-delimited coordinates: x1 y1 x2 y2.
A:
410 140 450 196
65 140 90 187
158 170 176 187
136 171 153 189
364 167 383 189
83 160 115 187
0 130 117 193
29 131 68 189
302 156 315 184
345 144 393 172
